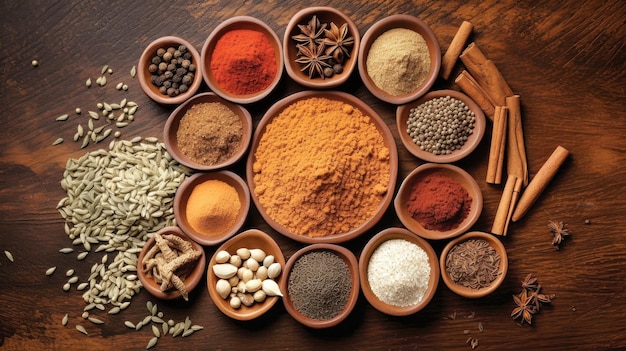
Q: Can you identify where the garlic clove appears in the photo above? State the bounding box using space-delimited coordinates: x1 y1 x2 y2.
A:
212 263 238 279
262 279 283 297
263 255 275 267
249 248 266 263
215 250 231 264
236 248 250 260
267 262 282 279
245 279 262 293
216 279 231 300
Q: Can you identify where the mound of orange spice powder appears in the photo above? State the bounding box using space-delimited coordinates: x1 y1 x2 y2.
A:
252 97 391 238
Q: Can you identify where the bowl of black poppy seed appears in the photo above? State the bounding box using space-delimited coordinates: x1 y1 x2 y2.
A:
284 7 360 89
138 36 203 105
396 89 486 163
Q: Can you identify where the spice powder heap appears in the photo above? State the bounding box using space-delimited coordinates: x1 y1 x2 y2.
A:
185 179 241 237
176 102 243 166
287 250 352 320
366 28 431 96
252 97 391 238
406 172 472 231
445 239 501 289
367 239 431 307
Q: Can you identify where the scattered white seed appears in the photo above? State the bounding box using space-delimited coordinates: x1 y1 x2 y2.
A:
56 114 69 121
59 248 74 254
53 138 64 146
4 250 13 262
62 314 68 326
32 60 39 67
75 324 88 335
66 269 74 277
146 336 158 349
45 267 57 276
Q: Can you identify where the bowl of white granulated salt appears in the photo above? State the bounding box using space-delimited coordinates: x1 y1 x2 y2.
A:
359 227 439 316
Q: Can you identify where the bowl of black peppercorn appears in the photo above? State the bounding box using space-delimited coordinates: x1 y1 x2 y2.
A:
138 36 203 105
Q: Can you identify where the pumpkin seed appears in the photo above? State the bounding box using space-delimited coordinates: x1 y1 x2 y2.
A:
46 267 57 276
146 336 158 349
108 306 120 315
4 250 13 262
62 314 68 326
124 321 135 329
63 283 71 291
56 114 69 121
59 248 74 254
53 138 64 146
77 252 88 260
66 269 74 276
152 324 160 338
88 317 104 324
68 276 79 284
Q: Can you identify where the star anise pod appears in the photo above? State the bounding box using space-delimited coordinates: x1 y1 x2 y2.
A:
511 289 535 325
320 21 354 60
292 15 327 45
527 285 554 311
521 273 539 291
548 220 570 249
295 42 332 79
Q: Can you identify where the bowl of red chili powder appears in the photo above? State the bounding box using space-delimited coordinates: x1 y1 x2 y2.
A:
394 163 483 240
283 7 360 89
201 16 283 104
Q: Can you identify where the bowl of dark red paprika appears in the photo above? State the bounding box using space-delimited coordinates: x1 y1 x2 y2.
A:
201 16 283 104
284 7 360 89
394 163 482 240
137 36 202 104
280 243 360 329
396 89 486 163
163 92 253 171
440 231 508 298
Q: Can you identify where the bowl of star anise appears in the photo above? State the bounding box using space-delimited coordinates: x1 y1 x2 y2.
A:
284 7 360 89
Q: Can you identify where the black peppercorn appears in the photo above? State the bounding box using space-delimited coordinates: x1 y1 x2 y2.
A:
163 52 173 62
148 64 158 73
323 67 334 78
158 62 167 72
149 44 194 97
333 64 343 74
178 45 187 53
157 47 166 56
151 56 161 65
179 84 189 93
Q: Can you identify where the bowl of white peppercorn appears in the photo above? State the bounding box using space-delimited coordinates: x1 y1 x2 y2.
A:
396 89 486 163
207 229 286 321
138 36 202 105
359 227 439 316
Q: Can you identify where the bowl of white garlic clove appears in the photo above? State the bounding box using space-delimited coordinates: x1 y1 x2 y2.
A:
206 229 286 321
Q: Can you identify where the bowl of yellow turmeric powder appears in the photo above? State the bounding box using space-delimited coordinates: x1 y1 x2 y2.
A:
246 90 398 244
174 171 251 246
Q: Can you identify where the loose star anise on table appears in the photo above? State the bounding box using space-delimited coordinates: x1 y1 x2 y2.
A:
511 274 554 326
548 220 570 250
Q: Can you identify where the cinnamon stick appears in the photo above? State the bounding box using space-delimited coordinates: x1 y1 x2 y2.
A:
486 106 508 184
512 146 570 222
505 95 529 186
492 174 518 236
455 70 496 120
440 21 473 80
460 42 514 106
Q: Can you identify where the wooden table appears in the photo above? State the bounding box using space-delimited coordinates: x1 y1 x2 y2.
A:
1 1 624 350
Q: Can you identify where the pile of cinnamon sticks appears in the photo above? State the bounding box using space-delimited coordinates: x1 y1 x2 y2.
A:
441 21 569 236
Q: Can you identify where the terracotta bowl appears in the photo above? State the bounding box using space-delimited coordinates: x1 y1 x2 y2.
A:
174 171 250 246
163 92 252 171
358 14 441 105
200 16 283 104
396 90 486 163
281 243 360 328
137 226 206 300
137 36 202 105
394 163 482 240
283 6 360 89
245 90 398 244
440 231 508 298
359 228 439 316
207 229 286 321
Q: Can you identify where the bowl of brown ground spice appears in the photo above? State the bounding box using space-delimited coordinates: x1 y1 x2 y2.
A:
440 231 508 298
246 90 398 244
137 36 203 105
163 92 252 171
358 14 441 105
174 171 250 246
394 163 483 240
283 7 360 89
137 226 206 301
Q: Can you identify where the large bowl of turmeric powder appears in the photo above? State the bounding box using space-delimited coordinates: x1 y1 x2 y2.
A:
246 90 398 244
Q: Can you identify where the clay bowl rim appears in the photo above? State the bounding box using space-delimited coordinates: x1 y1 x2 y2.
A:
200 15 284 104
283 6 361 89
358 227 440 316
396 89 486 163
206 229 286 321
174 171 251 247
137 36 203 105
439 231 509 298
394 163 483 240
280 243 360 329
358 14 441 105
137 226 207 300
245 90 399 244
163 92 253 171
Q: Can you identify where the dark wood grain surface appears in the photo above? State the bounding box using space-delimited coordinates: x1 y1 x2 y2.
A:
1 1 625 350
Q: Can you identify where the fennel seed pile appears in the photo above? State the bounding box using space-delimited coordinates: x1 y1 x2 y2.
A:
57 137 191 310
